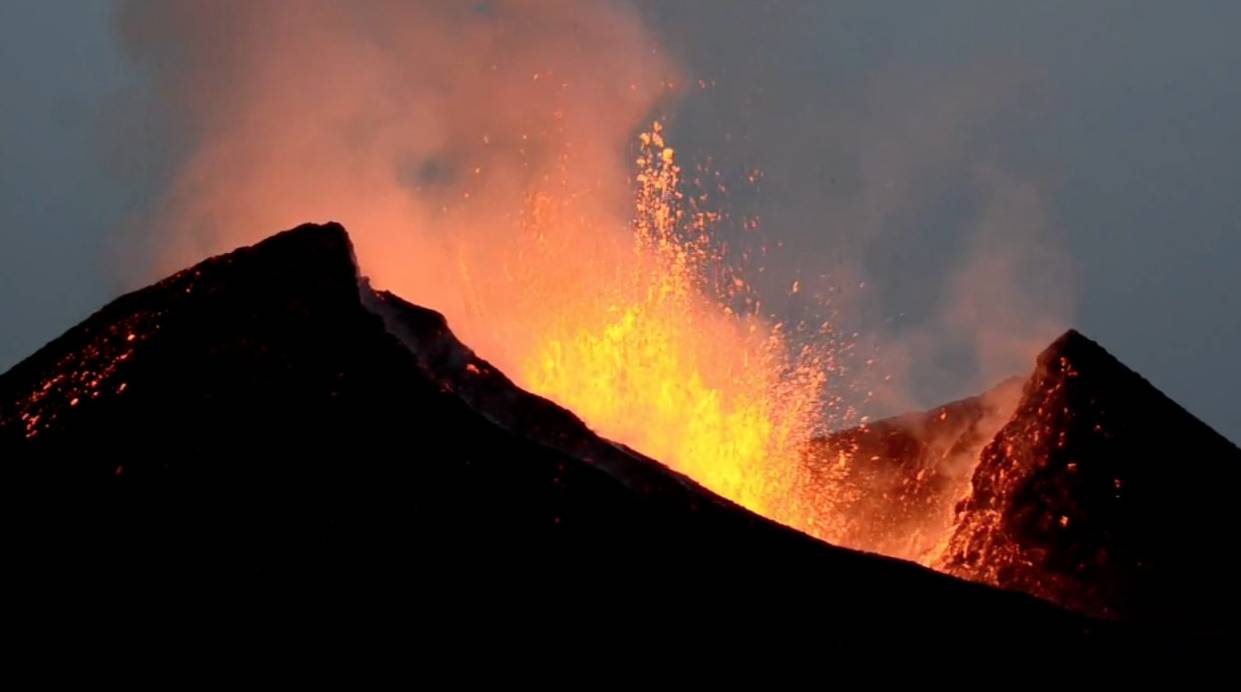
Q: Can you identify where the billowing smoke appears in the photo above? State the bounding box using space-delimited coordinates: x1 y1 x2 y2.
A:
114 2 1077 552
746 64 1076 417
116 0 1072 418
116 0 679 369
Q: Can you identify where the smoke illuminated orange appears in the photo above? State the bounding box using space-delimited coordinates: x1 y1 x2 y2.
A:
123 0 1065 582
462 123 846 527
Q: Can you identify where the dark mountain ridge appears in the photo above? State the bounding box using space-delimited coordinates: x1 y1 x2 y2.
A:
803 326 1240 628
0 222 1099 647
941 329 1241 625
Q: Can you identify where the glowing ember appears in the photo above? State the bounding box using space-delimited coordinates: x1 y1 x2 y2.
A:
461 123 849 526
14 313 150 439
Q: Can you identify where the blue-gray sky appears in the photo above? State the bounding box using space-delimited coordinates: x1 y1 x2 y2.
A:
2 1 1238 441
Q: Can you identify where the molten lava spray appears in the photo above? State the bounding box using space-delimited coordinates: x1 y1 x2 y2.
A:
518 122 843 519
118 0 857 530
116 0 1065 560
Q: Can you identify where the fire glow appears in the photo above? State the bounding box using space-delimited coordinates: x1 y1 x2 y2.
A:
124 0 1026 571
516 123 839 521
403 116 890 549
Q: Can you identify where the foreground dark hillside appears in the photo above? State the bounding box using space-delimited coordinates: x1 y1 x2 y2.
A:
1 223 1100 645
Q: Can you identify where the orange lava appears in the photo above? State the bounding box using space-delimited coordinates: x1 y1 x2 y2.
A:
447 123 853 529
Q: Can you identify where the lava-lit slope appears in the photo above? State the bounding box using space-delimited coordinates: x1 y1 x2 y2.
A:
941 330 1241 626
803 378 1021 562
0 222 1096 641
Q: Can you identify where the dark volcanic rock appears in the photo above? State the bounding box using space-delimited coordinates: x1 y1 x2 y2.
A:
804 378 1021 562
941 329 1241 627
0 223 1099 645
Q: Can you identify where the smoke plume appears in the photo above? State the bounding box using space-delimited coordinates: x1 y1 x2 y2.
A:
117 0 678 370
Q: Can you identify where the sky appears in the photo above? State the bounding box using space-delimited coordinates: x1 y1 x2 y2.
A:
2 0 1238 442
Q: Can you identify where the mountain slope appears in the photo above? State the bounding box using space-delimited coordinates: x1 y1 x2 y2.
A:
803 378 1022 562
940 330 1241 626
0 222 1098 644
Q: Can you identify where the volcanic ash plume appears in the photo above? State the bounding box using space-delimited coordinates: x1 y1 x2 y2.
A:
117 0 676 388
117 1 848 525
115 1 1071 558
117 0 671 329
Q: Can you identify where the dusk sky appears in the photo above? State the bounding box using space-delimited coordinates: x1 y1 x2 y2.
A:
3 0 1238 441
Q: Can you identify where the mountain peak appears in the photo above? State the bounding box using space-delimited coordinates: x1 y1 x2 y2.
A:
941 326 1241 624
1 223 1097 640
164 220 359 290
250 221 354 264
1038 328 1119 372
1042 327 1089 355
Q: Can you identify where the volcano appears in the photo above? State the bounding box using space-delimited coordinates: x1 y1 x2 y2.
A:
803 328 1240 629
1 222 1104 646
940 329 1241 626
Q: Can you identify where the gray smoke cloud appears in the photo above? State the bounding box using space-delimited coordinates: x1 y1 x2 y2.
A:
655 51 1075 415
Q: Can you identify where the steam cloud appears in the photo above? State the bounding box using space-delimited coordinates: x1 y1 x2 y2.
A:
116 0 1073 423
117 0 678 371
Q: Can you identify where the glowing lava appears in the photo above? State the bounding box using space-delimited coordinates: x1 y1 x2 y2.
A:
498 124 845 525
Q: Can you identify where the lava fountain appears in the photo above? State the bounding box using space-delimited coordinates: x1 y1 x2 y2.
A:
121 0 866 545
459 123 859 531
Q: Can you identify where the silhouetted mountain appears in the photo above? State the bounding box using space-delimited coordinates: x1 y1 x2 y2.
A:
940 330 1241 627
0 223 1098 648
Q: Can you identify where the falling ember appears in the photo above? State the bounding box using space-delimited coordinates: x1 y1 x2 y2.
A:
115 0 864 540
464 123 848 524
111 0 1098 594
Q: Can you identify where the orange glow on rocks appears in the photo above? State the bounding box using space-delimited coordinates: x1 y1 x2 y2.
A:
119 0 1054 572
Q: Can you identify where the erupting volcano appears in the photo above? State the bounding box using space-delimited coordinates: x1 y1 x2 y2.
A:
4 212 1237 637
5 1 1239 647
2 221 1101 645
8 113 1241 640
